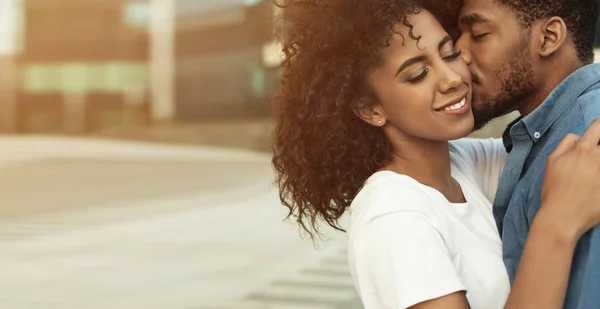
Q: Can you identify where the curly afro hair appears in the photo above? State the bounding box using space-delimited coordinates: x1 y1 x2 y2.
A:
271 0 460 238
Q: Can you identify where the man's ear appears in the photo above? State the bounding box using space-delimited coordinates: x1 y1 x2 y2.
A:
536 16 568 58
353 98 386 127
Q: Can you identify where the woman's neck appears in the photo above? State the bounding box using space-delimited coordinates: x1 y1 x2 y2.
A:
382 137 465 203
385 139 451 182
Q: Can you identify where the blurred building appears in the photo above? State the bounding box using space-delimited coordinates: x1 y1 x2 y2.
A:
0 0 279 134
174 0 279 121
13 0 151 133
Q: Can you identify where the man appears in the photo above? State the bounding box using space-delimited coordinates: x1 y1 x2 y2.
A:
455 0 600 307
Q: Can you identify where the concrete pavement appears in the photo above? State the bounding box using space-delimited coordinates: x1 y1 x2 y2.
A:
0 136 362 309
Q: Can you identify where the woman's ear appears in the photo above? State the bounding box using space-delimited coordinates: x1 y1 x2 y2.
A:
354 99 386 127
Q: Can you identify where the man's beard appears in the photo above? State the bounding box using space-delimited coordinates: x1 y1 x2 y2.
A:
471 38 535 131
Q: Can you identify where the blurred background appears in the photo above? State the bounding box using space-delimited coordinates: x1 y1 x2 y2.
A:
0 0 279 151
0 1 599 308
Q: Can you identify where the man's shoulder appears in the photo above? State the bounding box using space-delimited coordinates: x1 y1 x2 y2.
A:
576 85 600 123
548 85 600 134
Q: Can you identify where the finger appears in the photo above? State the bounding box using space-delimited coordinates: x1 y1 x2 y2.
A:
578 118 600 148
551 133 580 158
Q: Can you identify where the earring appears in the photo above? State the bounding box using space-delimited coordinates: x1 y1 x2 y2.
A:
377 120 383 125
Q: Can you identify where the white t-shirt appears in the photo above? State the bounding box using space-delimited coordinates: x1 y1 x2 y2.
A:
347 138 510 309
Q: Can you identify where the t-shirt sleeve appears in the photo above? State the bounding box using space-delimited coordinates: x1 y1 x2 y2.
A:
357 210 467 309
450 138 507 201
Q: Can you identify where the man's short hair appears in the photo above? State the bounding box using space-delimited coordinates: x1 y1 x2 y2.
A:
495 0 600 63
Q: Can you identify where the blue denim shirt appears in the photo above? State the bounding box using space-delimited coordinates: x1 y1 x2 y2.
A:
494 63 600 309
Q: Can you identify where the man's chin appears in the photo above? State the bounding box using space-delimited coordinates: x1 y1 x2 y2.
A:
471 119 490 132
471 106 498 132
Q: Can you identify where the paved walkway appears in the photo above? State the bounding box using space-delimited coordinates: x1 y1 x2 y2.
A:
0 137 362 309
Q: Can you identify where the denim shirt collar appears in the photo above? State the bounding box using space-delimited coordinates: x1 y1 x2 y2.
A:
519 63 600 142
502 116 522 153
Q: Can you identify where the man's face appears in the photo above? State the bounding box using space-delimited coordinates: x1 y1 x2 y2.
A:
456 0 536 130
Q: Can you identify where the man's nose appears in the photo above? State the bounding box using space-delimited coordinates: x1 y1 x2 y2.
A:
455 37 473 65
460 48 473 65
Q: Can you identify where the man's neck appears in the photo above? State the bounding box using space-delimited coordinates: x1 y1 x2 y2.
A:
519 61 584 116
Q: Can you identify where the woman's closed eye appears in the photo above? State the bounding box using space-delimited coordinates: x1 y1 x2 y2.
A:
406 68 430 84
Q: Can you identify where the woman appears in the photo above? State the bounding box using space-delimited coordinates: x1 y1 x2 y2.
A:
271 0 600 308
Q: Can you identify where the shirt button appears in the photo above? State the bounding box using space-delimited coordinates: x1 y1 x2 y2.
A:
534 132 541 139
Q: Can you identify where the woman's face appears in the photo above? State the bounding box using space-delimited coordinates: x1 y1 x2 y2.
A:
363 9 473 143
